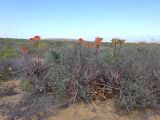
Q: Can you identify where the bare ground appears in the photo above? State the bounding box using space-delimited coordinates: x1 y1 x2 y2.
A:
0 80 160 120
0 80 24 120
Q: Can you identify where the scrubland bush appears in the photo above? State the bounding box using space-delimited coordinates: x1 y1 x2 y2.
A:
0 58 20 82
44 45 98 100
18 36 49 93
7 36 160 120
114 44 160 112
4 36 54 120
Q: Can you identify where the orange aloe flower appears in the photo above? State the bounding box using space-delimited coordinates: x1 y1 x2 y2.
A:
29 35 41 41
94 37 103 48
86 42 92 48
77 38 84 44
33 35 41 41
20 47 29 54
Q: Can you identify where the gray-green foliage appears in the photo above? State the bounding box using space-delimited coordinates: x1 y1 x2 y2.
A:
0 58 20 82
17 42 160 113
115 44 160 112
43 45 98 101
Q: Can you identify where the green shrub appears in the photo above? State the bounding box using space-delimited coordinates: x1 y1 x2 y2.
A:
21 81 32 92
0 58 21 82
0 59 13 82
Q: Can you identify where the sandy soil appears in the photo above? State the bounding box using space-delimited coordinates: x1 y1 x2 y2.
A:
0 80 23 120
48 101 160 120
0 80 160 120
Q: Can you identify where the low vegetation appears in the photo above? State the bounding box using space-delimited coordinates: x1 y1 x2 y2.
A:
0 36 160 120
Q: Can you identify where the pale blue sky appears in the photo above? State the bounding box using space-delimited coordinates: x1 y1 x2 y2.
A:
0 0 160 42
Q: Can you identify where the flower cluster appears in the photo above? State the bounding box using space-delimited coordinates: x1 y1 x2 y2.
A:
85 42 92 48
111 38 125 45
94 37 103 48
111 38 125 62
20 35 49 64
77 37 103 49
29 35 41 48
30 35 41 41
77 38 84 44
20 35 41 55
20 46 29 55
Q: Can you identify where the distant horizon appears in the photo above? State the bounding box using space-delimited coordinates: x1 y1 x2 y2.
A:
0 35 160 43
0 0 160 42
1 31 160 43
